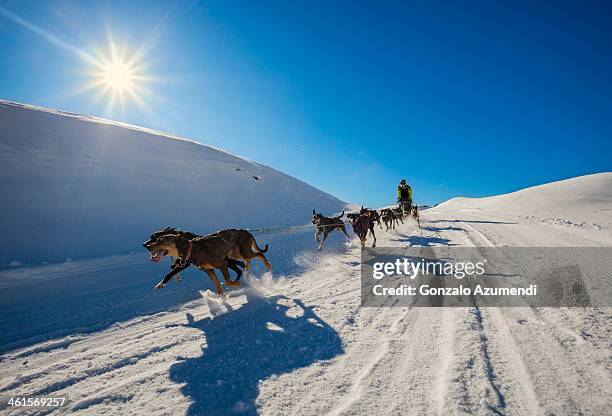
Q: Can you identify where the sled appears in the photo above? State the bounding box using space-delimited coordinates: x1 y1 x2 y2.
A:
399 200 411 215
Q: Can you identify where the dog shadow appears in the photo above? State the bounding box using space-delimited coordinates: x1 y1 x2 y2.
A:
169 293 343 415
390 235 456 246
427 219 516 225
422 225 465 233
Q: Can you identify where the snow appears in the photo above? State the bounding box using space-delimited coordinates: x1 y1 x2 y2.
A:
0 102 611 414
0 100 345 266
433 172 612 243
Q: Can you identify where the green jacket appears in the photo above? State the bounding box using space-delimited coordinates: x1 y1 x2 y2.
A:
397 184 412 201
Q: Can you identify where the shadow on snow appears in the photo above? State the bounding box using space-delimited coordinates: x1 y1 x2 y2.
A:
169 292 343 415
427 219 516 225
390 235 457 246
421 225 465 233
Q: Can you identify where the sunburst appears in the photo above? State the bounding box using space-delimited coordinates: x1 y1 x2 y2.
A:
83 41 154 114
101 59 135 92
0 7 170 117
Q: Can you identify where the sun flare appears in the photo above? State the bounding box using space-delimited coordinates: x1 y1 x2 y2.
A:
102 60 135 92
82 41 154 114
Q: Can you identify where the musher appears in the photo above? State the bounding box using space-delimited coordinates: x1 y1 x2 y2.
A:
397 179 412 214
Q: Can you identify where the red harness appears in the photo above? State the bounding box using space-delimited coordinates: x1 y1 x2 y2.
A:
185 240 193 261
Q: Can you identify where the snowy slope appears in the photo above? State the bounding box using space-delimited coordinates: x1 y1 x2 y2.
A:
432 173 612 235
0 100 345 266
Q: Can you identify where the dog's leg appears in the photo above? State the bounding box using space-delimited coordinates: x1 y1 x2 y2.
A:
318 231 329 250
245 244 273 270
203 268 224 295
221 266 240 286
340 225 350 242
371 225 376 247
170 258 181 282
227 261 243 282
254 253 272 270
314 230 322 244
155 263 190 289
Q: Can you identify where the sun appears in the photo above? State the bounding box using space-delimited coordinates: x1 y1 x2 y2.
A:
82 41 154 114
101 59 135 92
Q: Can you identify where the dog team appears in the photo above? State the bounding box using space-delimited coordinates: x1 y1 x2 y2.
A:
313 204 420 250
143 179 418 294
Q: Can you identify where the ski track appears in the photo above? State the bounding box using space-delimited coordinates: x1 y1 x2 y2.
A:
441 211 611 415
1 211 611 415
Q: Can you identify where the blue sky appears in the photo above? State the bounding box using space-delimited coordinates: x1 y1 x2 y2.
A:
1 0 611 206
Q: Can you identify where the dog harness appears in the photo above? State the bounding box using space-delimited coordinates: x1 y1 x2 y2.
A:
171 239 195 267
184 239 193 261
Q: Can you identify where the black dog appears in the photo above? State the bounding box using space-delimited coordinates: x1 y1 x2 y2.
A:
381 208 400 231
360 207 383 231
360 207 378 247
392 207 404 225
312 210 350 250
411 205 421 229
348 208 376 248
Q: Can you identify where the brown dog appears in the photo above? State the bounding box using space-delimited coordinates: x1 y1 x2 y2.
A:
360 207 382 230
348 207 377 248
143 227 246 288
146 229 271 294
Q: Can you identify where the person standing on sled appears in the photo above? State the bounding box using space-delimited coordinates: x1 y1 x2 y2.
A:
397 179 413 214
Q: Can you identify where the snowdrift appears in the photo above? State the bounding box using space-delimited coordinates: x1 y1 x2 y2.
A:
431 172 612 230
0 101 345 266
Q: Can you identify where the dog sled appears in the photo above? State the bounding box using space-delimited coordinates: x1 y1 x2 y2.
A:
399 199 412 215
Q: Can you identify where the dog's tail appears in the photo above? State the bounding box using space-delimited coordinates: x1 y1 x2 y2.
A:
335 210 345 219
251 240 269 253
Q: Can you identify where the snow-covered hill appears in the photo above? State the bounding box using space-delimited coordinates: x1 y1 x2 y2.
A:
432 172 612 240
0 101 345 266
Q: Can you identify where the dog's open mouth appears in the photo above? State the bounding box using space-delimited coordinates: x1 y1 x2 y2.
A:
149 249 168 262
